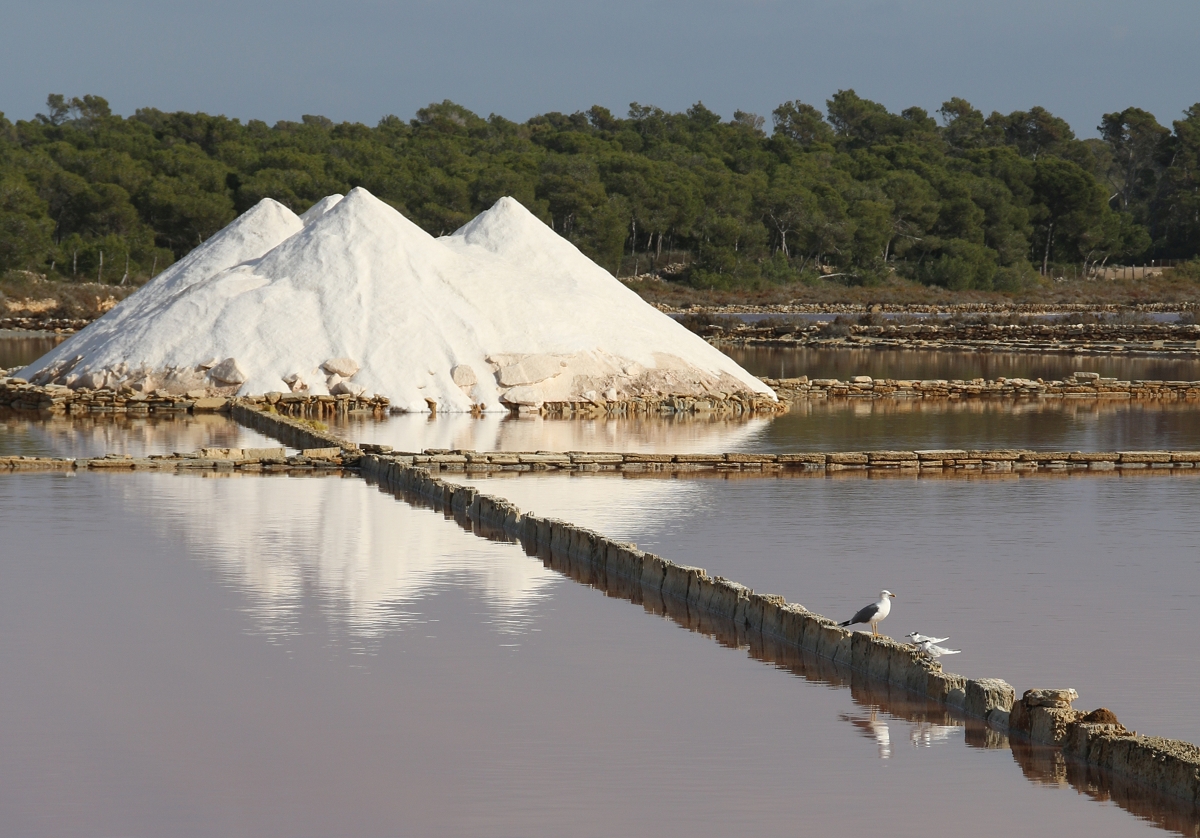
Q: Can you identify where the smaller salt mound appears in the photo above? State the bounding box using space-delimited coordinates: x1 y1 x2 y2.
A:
20 198 303 391
300 194 344 226
439 197 775 405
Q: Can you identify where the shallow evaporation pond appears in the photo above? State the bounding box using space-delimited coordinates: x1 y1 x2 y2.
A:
335 398 1200 454
725 346 1200 383
1 472 1191 836
0 333 63 370
458 471 1200 749
0 411 287 458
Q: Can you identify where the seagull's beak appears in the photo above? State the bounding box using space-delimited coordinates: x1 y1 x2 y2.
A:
888 593 896 598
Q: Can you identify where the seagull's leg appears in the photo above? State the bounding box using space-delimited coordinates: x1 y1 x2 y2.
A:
871 621 878 636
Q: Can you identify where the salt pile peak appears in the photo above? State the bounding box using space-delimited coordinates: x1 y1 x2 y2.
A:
20 188 773 412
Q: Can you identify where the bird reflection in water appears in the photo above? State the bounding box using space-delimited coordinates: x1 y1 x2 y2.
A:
839 709 892 759
909 720 960 749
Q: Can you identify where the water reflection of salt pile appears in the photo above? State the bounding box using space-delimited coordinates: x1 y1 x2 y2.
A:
0 412 271 459
127 475 560 637
338 411 772 455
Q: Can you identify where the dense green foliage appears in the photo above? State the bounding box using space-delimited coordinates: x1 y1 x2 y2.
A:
1 92 1198 290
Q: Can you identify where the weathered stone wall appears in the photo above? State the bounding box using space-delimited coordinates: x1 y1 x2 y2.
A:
362 446 1200 476
358 452 1200 807
8 371 1198 413
708 319 1200 358
0 377 387 416
768 371 1200 402
229 402 358 454
0 446 346 473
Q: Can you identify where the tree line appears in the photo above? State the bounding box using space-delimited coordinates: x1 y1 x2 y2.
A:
1 91 1198 291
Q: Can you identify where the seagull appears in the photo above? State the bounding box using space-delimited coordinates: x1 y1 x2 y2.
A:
905 632 949 645
912 639 961 658
839 590 895 636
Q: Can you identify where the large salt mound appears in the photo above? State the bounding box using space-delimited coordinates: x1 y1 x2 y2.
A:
21 188 773 412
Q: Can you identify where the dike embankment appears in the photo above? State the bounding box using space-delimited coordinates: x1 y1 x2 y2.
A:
0 446 347 473
703 318 1200 359
768 371 1200 402
358 446 1200 475
4 373 1199 418
356 451 1200 809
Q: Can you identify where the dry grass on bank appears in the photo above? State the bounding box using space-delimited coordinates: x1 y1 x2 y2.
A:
1 272 144 321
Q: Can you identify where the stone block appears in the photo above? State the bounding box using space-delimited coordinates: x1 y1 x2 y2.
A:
915 449 967 459
967 449 1020 460
1028 706 1082 745
867 450 918 461
925 671 968 705
639 553 669 592
1023 688 1078 708
302 447 342 460
828 452 868 464
662 564 706 601
704 578 749 620
964 678 1015 718
1118 451 1172 463
192 397 229 412
1068 451 1120 462
755 594 788 637
776 453 827 464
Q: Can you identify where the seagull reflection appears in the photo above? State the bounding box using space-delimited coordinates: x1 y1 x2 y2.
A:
909 720 961 749
839 709 891 759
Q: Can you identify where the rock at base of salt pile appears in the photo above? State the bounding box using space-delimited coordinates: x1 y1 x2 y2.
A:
496 355 566 387
451 364 477 387
209 358 247 386
322 357 360 378
330 380 367 397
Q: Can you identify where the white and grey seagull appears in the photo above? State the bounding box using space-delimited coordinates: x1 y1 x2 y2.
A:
839 590 895 636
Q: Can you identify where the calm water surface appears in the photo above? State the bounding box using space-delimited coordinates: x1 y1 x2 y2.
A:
728 347 1200 382
337 399 1200 454
0 411 286 458
0 472 1190 836
461 472 1200 747
0 334 61 370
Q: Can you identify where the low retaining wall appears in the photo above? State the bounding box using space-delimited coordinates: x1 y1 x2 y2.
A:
363 446 1200 476
767 371 1200 402
359 452 1200 808
8 372 1199 414
0 378 388 416
229 402 358 454
0 446 346 473
707 319 1200 359
539 392 784 417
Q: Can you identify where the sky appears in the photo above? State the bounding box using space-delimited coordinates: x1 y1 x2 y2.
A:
2 0 1198 136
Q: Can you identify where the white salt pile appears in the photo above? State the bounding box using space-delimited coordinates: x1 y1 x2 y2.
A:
20 188 774 412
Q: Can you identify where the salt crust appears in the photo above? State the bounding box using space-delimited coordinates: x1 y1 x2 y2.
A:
21 189 774 412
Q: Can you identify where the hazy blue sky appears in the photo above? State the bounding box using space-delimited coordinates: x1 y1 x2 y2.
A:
3 0 1198 136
